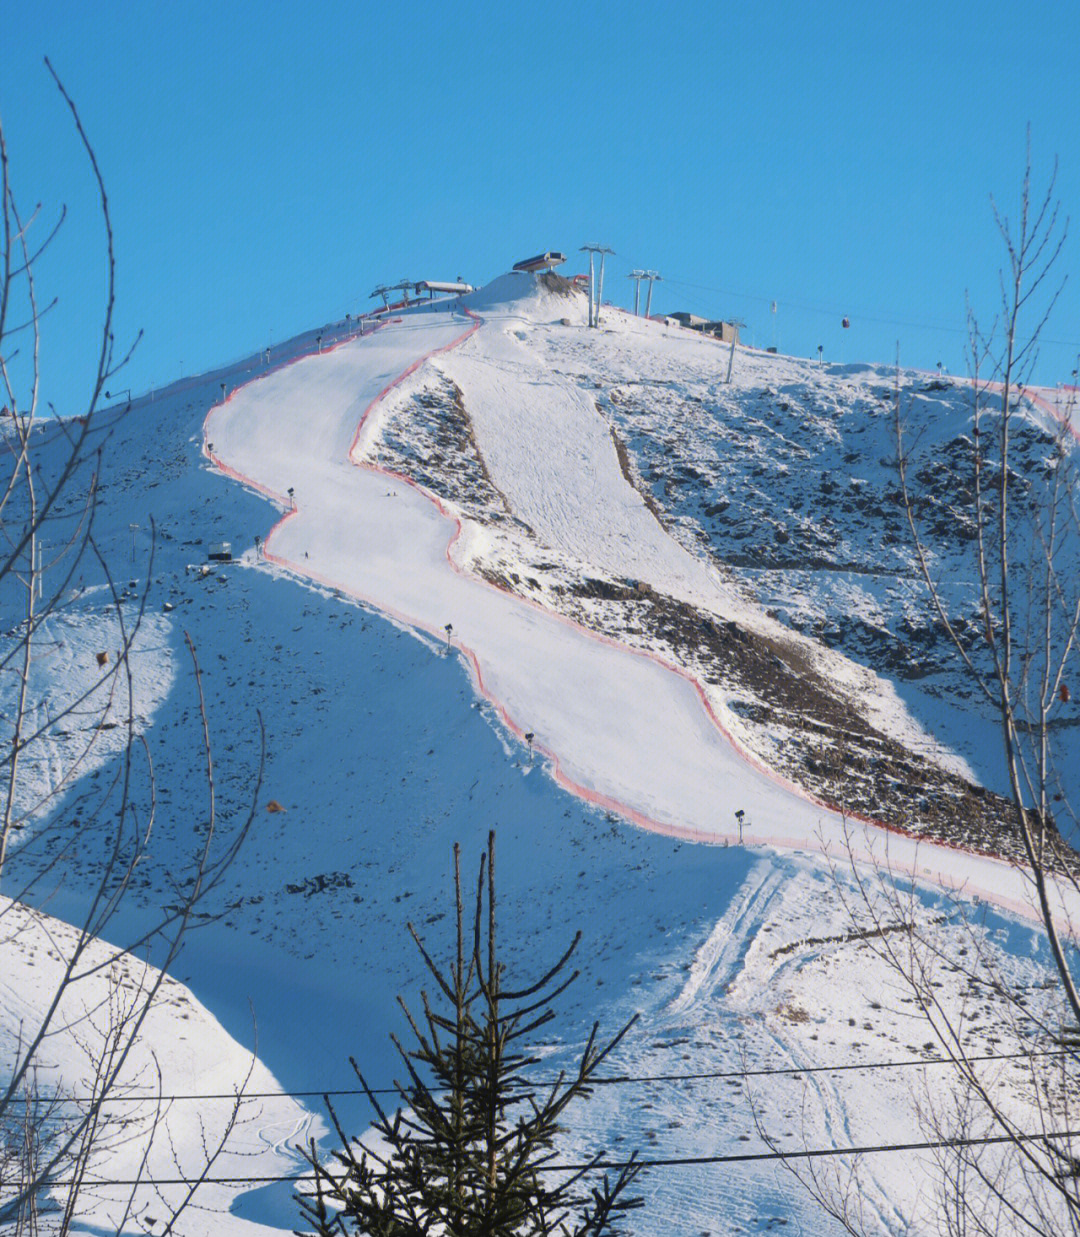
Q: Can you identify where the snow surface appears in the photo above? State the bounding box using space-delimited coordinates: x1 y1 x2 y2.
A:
2 272 1077 1236
0 895 317 1236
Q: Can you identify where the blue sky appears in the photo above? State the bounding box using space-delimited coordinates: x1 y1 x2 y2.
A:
4 0 1078 416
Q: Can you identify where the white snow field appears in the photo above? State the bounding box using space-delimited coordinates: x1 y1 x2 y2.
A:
0 895 317 1237
2 271 1077 1236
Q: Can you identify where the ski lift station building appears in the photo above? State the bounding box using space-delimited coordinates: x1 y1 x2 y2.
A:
512 251 567 273
413 280 474 299
669 312 740 344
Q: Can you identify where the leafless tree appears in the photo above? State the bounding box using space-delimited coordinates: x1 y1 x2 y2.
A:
751 138 1080 1237
1 62 260 1234
895 138 1079 994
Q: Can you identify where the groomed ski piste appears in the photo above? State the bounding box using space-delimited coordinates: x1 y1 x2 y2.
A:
3 269 1078 1236
206 271 1073 914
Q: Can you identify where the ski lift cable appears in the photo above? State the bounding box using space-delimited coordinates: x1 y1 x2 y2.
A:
608 253 1078 348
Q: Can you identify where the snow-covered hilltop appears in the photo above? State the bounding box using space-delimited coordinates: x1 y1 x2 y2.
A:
209 269 1075 877
4 268 1078 1236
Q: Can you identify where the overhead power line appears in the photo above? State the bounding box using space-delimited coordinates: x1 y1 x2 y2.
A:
39 1125 1080 1188
40 1046 1075 1106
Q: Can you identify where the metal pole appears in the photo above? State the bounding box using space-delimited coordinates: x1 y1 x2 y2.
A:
580 245 612 327
596 251 608 325
645 272 660 318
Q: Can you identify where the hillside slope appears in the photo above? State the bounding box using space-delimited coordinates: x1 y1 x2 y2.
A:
3 272 1077 1236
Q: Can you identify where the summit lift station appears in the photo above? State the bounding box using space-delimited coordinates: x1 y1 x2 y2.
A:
512 252 567 273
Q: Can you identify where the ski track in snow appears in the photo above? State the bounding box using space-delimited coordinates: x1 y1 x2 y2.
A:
667 858 783 1016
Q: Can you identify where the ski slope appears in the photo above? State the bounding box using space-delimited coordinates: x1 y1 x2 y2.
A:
206 274 1071 919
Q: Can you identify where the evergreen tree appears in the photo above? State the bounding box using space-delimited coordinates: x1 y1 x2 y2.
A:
297 831 642 1236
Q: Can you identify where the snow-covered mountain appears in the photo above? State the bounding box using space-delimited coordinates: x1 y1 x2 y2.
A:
4 270 1078 1235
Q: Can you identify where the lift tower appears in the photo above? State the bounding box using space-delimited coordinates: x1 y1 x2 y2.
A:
579 244 614 327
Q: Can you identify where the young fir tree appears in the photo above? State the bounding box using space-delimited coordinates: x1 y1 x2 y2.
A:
297 831 642 1237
